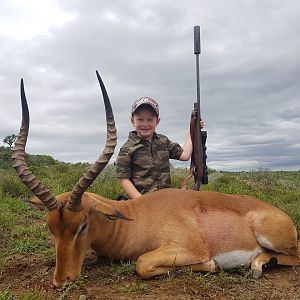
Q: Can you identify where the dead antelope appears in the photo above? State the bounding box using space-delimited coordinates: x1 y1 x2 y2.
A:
12 72 300 288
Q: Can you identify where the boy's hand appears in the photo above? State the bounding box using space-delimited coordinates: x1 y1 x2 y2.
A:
200 120 204 129
191 110 205 129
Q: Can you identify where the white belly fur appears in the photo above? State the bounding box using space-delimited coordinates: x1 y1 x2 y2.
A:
213 247 263 269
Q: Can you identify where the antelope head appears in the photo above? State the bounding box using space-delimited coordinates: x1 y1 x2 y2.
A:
12 71 122 287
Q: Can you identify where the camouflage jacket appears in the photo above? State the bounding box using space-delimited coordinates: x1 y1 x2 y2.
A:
116 131 183 195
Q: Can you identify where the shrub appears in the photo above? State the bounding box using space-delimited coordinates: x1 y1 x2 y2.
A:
0 172 32 198
25 154 57 167
0 146 13 170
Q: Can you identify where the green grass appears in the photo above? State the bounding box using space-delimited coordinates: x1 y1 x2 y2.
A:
1 165 300 265
111 260 137 276
1 152 300 298
0 196 53 266
191 269 239 285
0 289 46 300
122 281 148 293
0 290 11 300
57 276 87 299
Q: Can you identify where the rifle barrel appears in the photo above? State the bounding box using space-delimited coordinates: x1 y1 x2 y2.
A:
194 26 201 120
194 26 201 54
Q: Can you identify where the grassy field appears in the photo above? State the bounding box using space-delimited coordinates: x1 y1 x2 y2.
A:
0 147 300 299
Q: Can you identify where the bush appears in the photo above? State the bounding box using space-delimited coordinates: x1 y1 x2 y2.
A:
25 154 57 167
0 146 13 170
0 172 32 198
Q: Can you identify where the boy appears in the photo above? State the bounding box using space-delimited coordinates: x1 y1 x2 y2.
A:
116 96 204 199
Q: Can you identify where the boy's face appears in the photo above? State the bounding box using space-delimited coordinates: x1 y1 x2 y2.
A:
131 108 160 140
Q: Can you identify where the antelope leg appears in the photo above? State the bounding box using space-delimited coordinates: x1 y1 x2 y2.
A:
136 244 215 279
251 252 300 279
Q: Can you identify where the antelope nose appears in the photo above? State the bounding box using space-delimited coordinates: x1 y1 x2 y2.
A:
53 277 70 288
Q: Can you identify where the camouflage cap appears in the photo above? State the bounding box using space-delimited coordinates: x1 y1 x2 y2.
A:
131 97 159 116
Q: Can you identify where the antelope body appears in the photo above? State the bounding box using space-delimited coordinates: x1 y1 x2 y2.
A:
12 72 300 288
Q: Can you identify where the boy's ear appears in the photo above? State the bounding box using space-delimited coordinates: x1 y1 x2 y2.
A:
130 116 135 126
156 117 160 125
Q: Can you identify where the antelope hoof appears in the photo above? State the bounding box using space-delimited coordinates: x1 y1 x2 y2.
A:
83 248 98 265
249 268 262 279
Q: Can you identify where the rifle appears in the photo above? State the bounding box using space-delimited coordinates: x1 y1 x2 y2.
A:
182 25 208 190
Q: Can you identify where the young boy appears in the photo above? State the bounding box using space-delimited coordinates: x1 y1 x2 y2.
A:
116 96 204 199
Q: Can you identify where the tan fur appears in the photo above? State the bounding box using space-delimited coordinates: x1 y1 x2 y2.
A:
29 188 300 287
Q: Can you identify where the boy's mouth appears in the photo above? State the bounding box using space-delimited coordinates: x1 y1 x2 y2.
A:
139 129 152 136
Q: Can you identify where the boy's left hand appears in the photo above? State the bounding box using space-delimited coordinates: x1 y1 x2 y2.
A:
200 120 204 129
191 110 205 128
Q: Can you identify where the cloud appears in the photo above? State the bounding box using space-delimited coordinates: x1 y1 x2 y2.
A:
1 0 299 171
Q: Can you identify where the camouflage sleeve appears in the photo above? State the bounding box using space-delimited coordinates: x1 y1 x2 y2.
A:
116 147 131 179
166 137 183 160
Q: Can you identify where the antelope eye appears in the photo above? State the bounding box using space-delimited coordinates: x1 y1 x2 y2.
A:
79 223 88 235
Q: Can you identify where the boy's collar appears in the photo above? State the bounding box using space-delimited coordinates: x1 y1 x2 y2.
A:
129 131 159 144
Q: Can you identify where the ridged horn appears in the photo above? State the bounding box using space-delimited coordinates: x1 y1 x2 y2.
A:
11 79 59 211
66 71 117 212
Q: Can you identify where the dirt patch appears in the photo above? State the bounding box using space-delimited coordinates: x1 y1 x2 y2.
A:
1 256 300 299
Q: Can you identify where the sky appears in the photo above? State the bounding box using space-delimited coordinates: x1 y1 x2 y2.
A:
0 0 299 171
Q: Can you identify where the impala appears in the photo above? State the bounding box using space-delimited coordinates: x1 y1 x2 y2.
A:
12 72 300 288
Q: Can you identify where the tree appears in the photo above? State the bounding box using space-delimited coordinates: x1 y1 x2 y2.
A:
3 134 17 149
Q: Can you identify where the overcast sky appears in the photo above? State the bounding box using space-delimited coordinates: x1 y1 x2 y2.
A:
1 0 299 171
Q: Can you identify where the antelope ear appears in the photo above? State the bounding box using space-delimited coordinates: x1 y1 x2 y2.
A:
23 197 46 211
94 201 130 221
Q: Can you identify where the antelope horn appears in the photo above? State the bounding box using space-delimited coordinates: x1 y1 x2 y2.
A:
11 79 59 211
66 71 117 212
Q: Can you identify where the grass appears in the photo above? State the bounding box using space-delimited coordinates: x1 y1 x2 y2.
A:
0 290 11 300
113 260 137 276
0 195 54 267
122 281 148 293
57 277 87 300
0 289 46 300
1 165 300 260
202 267 252 283
1 158 300 298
